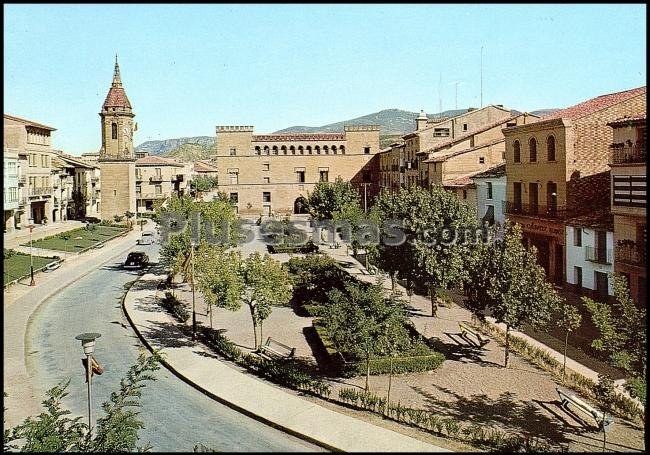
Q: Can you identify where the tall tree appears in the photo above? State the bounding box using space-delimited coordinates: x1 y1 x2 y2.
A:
464 221 561 367
240 252 292 349
583 274 646 380
555 301 582 381
195 247 244 329
307 177 362 222
324 280 411 391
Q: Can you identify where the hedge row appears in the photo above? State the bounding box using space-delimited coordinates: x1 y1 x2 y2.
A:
267 241 319 254
313 323 444 376
160 292 190 323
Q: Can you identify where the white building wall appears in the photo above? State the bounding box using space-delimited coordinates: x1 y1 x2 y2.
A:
475 175 506 225
565 225 614 295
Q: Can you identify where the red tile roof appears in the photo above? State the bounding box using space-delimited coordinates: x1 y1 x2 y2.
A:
135 155 183 166
423 138 504 163
4 114 57 131
607 113 646 127
194 161 218 172
442 174 478 188
252 133 345 142
471 163 506 179
102 87 132 109
565 209 614 231
543 86 646 121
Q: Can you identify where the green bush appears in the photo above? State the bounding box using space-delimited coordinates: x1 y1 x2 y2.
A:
303 303 325 317
160 291 189 323
626 377 646 402
4 249 17 260
199 326 243 362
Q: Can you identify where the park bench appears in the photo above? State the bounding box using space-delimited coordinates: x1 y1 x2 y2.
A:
556 387 614 430
458 321 490 347
259 337 296 360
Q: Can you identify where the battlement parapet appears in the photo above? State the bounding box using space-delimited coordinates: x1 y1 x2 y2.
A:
343 124 381 132
216 125 254 133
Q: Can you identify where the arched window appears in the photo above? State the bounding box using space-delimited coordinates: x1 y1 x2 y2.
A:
513 140 521 163
315 146 321 154
272 146 278 155
298 146 304 155
306 146 312 154
340 145 345 154
255 146 261 155
546 135 556 161
332 145 337 154
323 145 329 154
529 138 537 162
290 145 295 155
281 145 287 155
111 123 117 140
264 146 270 155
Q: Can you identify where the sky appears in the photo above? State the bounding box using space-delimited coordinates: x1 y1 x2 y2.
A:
4 4 646 155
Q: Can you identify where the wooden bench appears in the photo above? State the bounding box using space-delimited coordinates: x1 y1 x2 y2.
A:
259 337 296 360
556 387 614 430
458 321 490 347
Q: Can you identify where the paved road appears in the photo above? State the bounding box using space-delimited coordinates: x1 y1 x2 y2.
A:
24 241 323 452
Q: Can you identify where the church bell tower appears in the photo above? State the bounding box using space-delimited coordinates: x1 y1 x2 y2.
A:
98 55 136 220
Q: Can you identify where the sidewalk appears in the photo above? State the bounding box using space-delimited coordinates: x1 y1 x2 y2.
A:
4 220 85 249
3 224 144 427
123 273 449 452
321 244 643 409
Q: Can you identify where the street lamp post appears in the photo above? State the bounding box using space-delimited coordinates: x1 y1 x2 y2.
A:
191 240 197 341
28 218 35 286
75 332 101 432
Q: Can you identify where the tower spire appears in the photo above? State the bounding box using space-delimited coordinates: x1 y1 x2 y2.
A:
112 54 122 87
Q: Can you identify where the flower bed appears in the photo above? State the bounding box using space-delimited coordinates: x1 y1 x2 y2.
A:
312 321 444 376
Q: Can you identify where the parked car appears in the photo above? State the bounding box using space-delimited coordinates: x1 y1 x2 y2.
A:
138 231 155 245
123 251 149 269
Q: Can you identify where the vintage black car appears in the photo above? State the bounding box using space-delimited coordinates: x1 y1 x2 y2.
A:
124 251 150 269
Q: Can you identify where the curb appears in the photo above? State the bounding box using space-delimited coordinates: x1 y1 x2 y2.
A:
121 274 343 453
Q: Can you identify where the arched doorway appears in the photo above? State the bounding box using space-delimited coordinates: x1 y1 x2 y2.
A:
294 196 308 214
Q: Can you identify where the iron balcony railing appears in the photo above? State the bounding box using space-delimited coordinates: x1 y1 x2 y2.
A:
503 201 568 218
149 175 164 182
615 242 647 266
585 246 613 265
609 143 646 165
27 187 53 197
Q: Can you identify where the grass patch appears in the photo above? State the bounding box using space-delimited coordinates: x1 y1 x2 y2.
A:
4 250 58 285
22 225 127 253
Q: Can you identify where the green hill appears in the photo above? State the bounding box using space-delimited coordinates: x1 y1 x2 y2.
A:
163 142 214 161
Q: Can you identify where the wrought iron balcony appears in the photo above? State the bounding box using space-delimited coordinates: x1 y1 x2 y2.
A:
149 175 164 183
615 242 646 266
503 201 567 218
585 246 613 265
609 143 646 165
27 187 53 197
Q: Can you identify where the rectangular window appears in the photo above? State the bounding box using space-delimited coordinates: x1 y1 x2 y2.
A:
263 192 271 203
574 227 582 247
463 123 468 131
229 173 238 185
296 171 305 183
462 189 468 199
319 170 329 182
229 192 238 203
155 168 162 179
155 185 162 195
364 147 371 154
263 177 270 184
513 182 522 209
230 147 237 156
613 175 646 208
433 128 450 137
136 185 141 194
262 163 269 171
574 266 583 288
479 157 485 164
487 182 493 199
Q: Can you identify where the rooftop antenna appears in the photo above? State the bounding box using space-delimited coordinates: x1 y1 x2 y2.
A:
481 46 483 107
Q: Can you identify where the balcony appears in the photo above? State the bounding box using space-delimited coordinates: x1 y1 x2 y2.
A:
171 174 184 182
149 175 164 183
18 176 26 185
138 192 167 199
27 187 53 197
615 242 646 267
53 198 60 208
585 246 613 265
503 201 567 218
609 143 646 165
91 176 99 182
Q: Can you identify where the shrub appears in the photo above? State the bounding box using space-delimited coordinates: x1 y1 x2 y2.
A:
4 249 17 260
626 377 646 402
160 291 189 323
199 326 243 362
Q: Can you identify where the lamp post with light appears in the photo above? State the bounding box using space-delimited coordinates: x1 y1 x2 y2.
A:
191 240 197 341
28 218 35 286
75 332 101 431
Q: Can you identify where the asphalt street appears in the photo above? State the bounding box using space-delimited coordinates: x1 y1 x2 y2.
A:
24 239 323 452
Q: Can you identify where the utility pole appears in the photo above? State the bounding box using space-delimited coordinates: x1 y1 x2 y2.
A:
191 241 197 341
